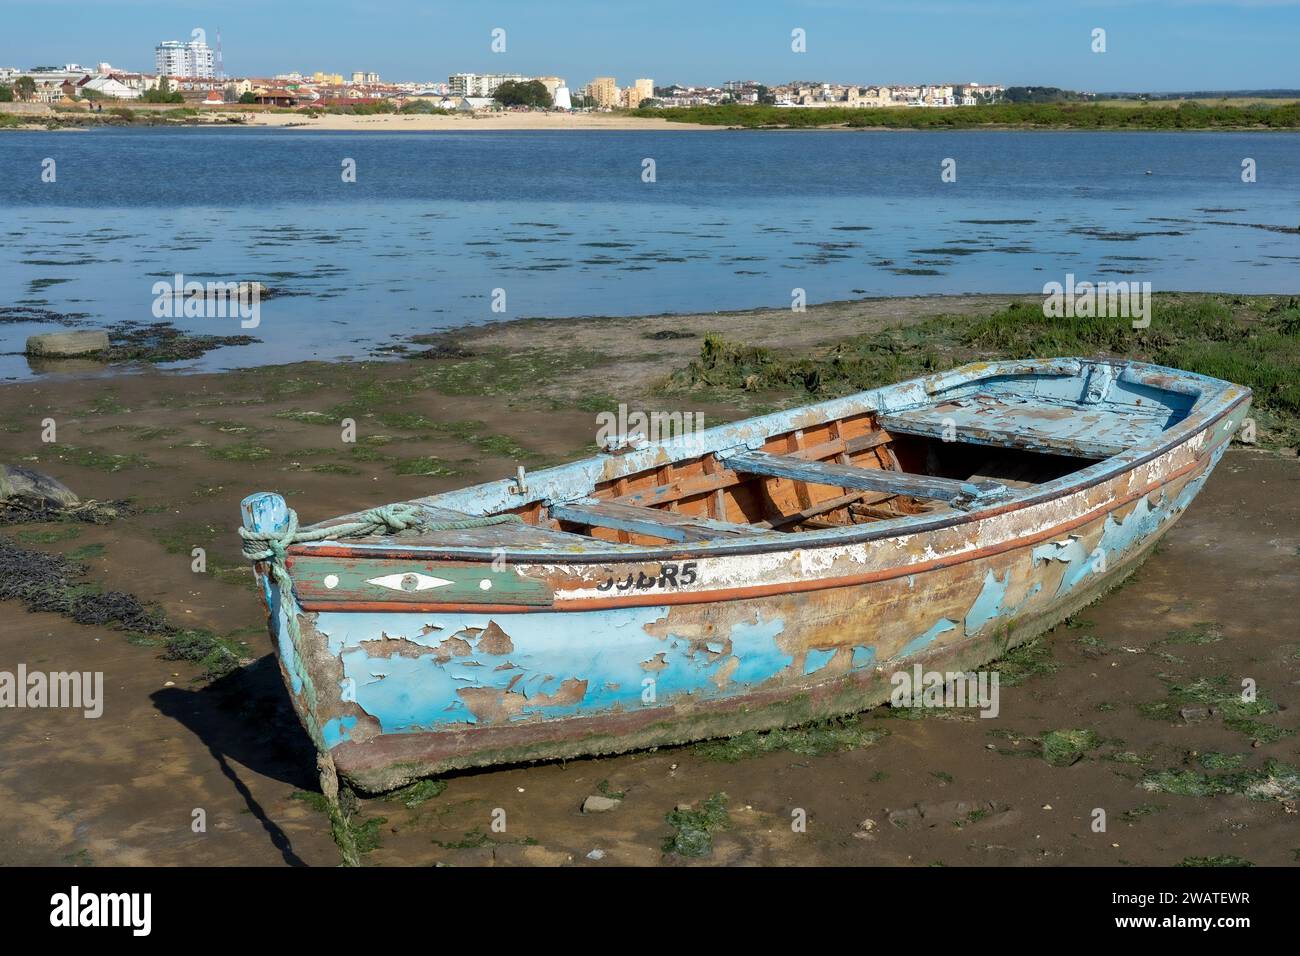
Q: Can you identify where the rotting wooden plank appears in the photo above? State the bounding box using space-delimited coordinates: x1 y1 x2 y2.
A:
758 489 897 529
656 464 680 513
702 454 728 521
828 420 852 467
787 430 817 511
551 498 766 543
611 477 633 543
612 463 740 510
723 450 1005 503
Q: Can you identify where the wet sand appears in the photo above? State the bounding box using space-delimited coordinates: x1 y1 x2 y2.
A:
0 296 1296 866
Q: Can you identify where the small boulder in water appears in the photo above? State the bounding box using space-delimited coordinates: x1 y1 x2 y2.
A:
0 465 80 508
25 330 110 357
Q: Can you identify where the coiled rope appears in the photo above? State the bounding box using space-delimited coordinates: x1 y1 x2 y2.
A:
239 502 521 865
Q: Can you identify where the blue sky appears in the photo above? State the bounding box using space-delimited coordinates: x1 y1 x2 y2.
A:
2 0 1297 91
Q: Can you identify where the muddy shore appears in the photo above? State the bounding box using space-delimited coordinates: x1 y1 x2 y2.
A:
0 294 1296 866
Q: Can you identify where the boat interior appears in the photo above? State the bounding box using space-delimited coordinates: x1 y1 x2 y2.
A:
308 361 1209 552
528 413 1101 547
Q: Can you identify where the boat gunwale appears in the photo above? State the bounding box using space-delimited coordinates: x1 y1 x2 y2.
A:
287 358 1250 565
293 440 1227 615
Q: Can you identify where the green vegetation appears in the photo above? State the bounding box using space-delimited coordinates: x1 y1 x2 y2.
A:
662 793 730 858
98 325 258 364
693 715 887 761
1178 855 1253 867
1198 751 1248 771
142 77 184 104
1138 673 1291 742
637 101 1300 130
49 444 149 472
1156 622 1224 646
390 456 457 477
1039 729 1103 766
668 295 1300 448
994 637 1061 687
16 526 81 544
493 79 552 109
596 779 626 800
430 827 539 850
0 528 249 680
292 791 386 857
161 628 248 680
398 100 452 115
207 442 274 462
1119 804 1167 822
389 778 447 809
1141 759 1300 801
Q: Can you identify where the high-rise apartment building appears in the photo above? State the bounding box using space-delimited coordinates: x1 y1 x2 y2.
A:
154 39 214 78
448 73 528 97
587 76 618 108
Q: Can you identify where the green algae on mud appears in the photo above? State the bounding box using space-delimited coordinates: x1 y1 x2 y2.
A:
692 716 887 762
666 294 1300 449
1141 759 1300 802
0 530 250 679
1039 729 1104 767
388 778 448 809
1138 673 1292 742
663 792 731 858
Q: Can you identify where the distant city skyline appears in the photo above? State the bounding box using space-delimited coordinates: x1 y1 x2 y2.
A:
3 0 1299 91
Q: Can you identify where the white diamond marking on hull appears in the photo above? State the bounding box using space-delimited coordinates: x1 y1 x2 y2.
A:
366 572 454 592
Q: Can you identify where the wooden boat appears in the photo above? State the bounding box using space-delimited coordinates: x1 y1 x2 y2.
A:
240 358 1249 791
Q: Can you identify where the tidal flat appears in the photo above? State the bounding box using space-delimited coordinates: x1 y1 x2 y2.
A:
0 293 1296 866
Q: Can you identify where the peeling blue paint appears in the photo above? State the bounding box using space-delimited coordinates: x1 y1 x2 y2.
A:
851 645 877 670
316 606 793 732
964 570 1010 635
804 647 838 675
322 715 358 748
897 618 958 659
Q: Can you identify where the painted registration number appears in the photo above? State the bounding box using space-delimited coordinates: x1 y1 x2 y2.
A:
595 561 698 592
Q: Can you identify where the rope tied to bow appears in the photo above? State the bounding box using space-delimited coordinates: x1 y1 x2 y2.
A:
239 502 522 565
239 501 522 865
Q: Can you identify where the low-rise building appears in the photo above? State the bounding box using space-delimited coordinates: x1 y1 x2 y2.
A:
78 74 141 100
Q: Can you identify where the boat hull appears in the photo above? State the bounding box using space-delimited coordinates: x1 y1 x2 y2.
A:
254 396 1246 792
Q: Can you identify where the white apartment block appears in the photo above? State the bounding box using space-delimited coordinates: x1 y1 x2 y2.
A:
155 39 214 78
448 72 527 97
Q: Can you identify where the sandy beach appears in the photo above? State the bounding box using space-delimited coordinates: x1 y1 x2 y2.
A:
243 109 727 131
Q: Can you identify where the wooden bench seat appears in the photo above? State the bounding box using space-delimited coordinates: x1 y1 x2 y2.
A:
722 450 1005 504
551 498 766 542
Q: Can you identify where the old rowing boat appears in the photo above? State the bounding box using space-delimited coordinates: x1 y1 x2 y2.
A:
240 357 1249 791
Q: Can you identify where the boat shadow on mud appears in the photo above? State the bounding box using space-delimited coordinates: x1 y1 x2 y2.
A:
150 656 317 866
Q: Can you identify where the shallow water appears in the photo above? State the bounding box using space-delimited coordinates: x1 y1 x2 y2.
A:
1 127 1297 380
